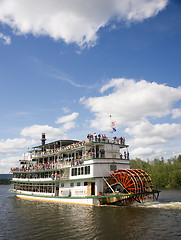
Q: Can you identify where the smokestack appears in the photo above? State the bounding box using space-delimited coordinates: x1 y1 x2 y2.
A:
41 133 46 146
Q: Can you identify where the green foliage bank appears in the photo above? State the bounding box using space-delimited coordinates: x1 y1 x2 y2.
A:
130 155 181 189
0 179 11 185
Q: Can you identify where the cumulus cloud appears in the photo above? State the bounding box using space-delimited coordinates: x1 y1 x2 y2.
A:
0 138 37 155
0 0 168 47
125 120 181 146
82 78 181 131
0 156 19 174
0 32 11 44
130 147 165 159
81 78 181 160
20 113 79 140
21 124 66 140
0 112 81 172
56 112 79 124
126 120 181 139
172 108 181 119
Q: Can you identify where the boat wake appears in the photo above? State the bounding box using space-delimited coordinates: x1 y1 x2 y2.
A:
138 201 181 210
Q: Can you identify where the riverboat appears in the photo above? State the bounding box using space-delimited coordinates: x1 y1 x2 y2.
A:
10 133 159 206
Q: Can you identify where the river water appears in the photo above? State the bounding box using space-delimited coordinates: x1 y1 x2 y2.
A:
0 185 180 240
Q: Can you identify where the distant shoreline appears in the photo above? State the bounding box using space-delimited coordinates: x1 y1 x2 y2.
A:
0 179 12 185
0 174 12 185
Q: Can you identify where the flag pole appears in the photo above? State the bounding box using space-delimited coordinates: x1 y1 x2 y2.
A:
110 114 112 142
110 115 113 158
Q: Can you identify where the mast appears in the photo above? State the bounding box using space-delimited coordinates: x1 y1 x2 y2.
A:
110 115 113 141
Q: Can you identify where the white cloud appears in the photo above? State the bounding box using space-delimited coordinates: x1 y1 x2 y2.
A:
126 120 181 139
62 107 70 114
0 0 168 47
20 113 79 140
56 112 79 124
126 120 181 147
62 121 77 131
82 78 181 131
56 112 79 132
81 78 181 160
172 108 181 119
0 112 81 172
0 156 19 174
21 124 66 140
130 147 166 160
130 147 155 158
0 32 11 44
52 71 97 88
0 138 37 155
125 120 181 160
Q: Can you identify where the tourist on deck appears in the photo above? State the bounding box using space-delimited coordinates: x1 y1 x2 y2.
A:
103 134 106 142
119 136 123 145
90 134 93 142
98 133 100 142
94 133 97 142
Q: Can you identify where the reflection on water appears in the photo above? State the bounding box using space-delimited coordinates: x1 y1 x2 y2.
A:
0 186 181 240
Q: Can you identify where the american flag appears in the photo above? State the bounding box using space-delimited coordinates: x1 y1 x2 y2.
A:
112 121 116 127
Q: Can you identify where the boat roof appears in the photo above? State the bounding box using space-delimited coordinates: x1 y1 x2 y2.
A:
33 139 79 150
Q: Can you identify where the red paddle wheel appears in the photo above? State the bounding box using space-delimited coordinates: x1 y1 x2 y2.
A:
108 169 154 203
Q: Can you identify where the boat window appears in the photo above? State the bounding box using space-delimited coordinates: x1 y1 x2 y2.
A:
71 166 90 176
84 182 88 186
61 183 64 187
77 182 81 186
110 165 117 171
70 183 74 187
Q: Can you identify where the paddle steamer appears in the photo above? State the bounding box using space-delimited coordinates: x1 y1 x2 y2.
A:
11 133 159 206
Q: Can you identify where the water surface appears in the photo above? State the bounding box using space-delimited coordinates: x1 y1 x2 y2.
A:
0 185 180 240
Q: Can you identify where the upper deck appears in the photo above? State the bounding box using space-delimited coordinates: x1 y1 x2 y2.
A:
11 134 129 174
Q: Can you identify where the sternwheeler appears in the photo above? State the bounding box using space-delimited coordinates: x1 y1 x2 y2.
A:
10 133 159 206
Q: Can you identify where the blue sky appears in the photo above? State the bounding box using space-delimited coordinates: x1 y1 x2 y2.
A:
0 0 181 173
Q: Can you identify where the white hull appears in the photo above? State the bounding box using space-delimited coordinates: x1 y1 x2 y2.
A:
15 193 97 206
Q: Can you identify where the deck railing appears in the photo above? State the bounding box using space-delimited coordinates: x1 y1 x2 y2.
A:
32 137 126 158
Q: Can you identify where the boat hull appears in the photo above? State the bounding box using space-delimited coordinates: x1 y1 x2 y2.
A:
15 194 95 205
12 189 159 206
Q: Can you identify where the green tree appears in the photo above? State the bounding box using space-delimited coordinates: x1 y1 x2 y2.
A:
130 156 181 189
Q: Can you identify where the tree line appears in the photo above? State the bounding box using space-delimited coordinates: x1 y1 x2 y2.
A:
0 179 11 185
130 155 181 189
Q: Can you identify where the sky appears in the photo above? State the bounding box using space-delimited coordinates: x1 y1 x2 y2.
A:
0 0 181 173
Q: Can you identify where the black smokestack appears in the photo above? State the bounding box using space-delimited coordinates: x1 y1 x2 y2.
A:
41 133 46 146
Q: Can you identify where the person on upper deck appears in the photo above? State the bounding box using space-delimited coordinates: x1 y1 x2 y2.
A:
94 133 97 142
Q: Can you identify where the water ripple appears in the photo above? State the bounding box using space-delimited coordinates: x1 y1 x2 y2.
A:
0 186 181 240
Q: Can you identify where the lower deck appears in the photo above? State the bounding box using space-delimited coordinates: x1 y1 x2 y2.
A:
12 177 104 198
